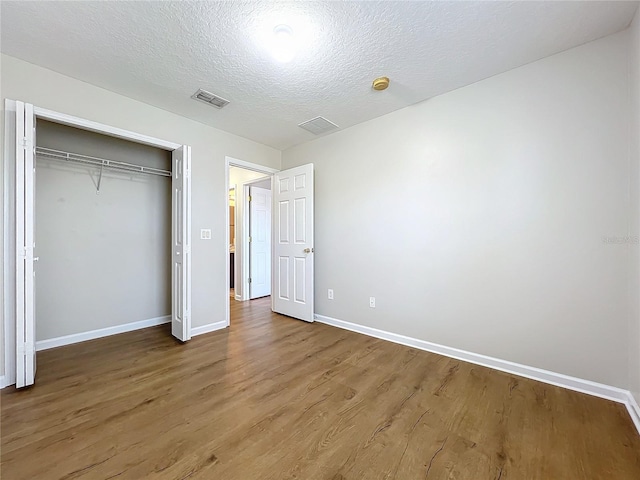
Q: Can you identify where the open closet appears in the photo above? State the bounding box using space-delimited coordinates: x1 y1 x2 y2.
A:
35 121 172 344
8 101 192 388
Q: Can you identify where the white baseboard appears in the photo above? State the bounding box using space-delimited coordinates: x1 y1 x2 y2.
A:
191 320 228 337
314 314 640 435
0 375 7 389
36 315 171 351
626 394 640 434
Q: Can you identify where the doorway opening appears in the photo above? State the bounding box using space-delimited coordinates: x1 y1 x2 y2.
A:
225 158 278 325
224 157 315 327
228 166 273 302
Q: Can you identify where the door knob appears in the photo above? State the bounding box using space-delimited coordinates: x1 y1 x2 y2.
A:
303 248 313 253
33 257 40 262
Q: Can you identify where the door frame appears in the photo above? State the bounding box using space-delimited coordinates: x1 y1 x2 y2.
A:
2 102 184 388
225 157 277 325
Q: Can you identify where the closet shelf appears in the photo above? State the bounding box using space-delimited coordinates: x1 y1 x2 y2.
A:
35 147 172 178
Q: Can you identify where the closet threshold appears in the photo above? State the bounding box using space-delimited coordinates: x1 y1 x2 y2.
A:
35 147 172 178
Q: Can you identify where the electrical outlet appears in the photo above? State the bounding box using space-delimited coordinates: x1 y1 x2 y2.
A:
328 289 334 300
200 229 212 240
369 297 376 308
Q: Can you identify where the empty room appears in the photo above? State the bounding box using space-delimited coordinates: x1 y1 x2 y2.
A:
1 1 640 479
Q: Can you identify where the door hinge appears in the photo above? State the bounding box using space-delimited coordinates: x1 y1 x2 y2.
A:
248 195 252 202
17 342 35 356
20 137 29 149
248 278 252 283
248 236 251 243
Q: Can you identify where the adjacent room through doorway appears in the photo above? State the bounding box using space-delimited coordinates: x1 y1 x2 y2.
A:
228 165 273 312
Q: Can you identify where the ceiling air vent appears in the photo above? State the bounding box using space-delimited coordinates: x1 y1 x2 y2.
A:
298 116 339 135
191 89 230 109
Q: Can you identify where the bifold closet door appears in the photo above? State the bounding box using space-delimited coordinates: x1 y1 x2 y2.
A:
171 145 192 341
15 101 37 388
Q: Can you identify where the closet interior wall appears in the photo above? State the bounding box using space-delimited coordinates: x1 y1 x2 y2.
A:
35 120 172 342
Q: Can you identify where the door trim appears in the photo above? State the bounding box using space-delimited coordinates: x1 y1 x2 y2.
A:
225 157 277 326
2 101 187 388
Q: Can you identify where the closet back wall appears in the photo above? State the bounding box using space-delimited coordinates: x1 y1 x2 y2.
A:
35 120 171 342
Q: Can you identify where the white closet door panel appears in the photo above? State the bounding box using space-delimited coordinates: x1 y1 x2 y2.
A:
15 101 36 388
171 145 191 341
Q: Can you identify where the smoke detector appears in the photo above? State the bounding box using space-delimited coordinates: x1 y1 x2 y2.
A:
372 77 390 91
298 116 339 135
191 89 230 109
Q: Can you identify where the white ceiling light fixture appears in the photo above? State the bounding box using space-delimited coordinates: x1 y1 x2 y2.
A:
253 8 316 66
270 24 297 63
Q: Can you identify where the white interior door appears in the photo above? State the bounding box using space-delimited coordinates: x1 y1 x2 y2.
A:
272 164 314 322
171 146 192 341
15 101 36 388
249 186 272 299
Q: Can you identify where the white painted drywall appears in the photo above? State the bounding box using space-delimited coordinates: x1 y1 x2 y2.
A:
228 166 270 299
35 121 171 340
629 10 640 406
0 54 280 380
283 32 631 388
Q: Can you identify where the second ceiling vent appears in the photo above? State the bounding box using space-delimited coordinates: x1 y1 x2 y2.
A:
192 89 230 109
298 116 339 135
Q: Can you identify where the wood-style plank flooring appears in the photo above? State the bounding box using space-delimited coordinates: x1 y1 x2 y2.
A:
2 296 640 479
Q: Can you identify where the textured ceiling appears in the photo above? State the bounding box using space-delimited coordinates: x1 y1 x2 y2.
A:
1 1 638 150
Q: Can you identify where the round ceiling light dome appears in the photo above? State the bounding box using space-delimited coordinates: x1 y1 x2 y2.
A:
271 24 297 63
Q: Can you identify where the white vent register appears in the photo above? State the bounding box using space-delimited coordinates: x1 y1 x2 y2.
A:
192 89 230 109
298 116 339 135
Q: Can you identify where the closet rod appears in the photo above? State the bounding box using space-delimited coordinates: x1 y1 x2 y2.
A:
35 147 172 178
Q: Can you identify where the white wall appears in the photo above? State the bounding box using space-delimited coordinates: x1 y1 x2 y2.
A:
0 54 281 381
228 166 271 299
629 10 640 406
35 121 171 340
283 32 631 388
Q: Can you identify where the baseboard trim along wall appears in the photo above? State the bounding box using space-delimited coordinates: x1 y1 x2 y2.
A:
628 396 640 435
0 375 7 389
314 314 640 435
191 321 227 337
35 315 171 351
36 317 230 351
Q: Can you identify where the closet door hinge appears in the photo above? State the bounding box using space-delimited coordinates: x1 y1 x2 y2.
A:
248 278 252 284
248 195 252 202
20 137 29 150
17 342 35 356
248 236 251 243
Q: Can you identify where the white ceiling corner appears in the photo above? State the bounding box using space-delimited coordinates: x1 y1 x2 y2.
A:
1 1 637 150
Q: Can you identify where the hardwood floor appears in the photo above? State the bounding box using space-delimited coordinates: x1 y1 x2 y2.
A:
2 298 640 479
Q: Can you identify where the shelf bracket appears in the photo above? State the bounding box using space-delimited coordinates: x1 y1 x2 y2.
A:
96 162 104 194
